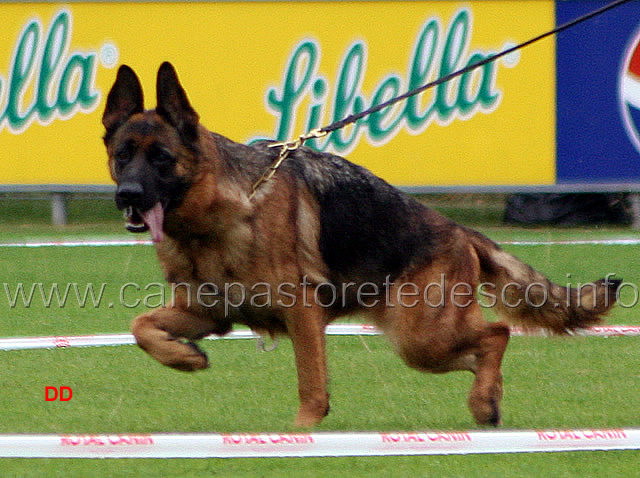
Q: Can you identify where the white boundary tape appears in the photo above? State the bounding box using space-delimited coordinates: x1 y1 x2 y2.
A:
0 239 152 248
500 238 640 246
2 238 640 248
0 324 638 351
0 429 638 458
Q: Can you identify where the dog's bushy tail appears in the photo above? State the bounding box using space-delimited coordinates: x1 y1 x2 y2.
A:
466 229 621 334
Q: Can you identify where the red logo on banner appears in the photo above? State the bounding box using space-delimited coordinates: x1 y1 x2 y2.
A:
537 429 627 441
60 434 154 446
620 27 640 154
222 433 314 445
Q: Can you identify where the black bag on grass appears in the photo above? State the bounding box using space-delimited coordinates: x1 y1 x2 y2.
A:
503 193 632 226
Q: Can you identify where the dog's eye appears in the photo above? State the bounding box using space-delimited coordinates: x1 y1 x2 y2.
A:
115 150 130 164
151 150 174 166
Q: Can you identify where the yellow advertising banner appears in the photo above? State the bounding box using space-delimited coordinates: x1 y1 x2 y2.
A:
0 1 555 186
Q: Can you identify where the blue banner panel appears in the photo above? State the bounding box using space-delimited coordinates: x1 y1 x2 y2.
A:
556 0 640 183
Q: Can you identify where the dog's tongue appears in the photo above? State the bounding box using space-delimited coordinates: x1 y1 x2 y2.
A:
141 203 165 243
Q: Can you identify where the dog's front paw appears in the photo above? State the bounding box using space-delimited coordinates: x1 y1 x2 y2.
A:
294 399 330 428
167 340 209 372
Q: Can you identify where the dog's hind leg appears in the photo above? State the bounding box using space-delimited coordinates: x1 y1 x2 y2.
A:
464 321 510 426
379 302 510 426
131 307 216 372
409 319 510 426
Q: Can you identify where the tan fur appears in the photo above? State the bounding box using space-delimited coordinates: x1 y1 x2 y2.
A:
468 231 618 334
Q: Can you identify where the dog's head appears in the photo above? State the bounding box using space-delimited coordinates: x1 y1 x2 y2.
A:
102 62 199 242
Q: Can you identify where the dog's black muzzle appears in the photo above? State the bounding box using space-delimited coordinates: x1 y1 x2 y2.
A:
115 181 151 233
115 182 144 208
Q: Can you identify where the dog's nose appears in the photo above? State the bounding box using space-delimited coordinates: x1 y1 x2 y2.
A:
115 182 144 207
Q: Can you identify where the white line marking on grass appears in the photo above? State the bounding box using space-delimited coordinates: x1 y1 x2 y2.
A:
501 239 640 246
0 239 152 248
2 238 640 248
0 325 638 351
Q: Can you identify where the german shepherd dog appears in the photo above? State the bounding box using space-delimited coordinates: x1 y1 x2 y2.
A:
103 62 620 427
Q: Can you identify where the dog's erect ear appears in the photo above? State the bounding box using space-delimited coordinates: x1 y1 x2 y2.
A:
102 65 144 140
156 62 199 144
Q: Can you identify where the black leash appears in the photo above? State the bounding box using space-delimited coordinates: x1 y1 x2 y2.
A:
250 0 632 200
320 0 633 135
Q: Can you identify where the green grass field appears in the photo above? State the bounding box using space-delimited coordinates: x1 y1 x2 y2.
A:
1 196 639 476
